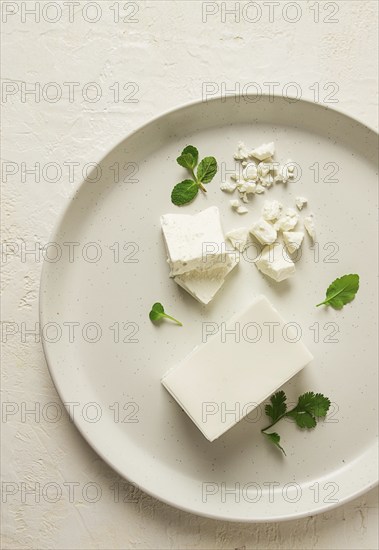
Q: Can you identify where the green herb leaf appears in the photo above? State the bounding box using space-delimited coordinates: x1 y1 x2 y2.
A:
296 392 331 418
196 156 217 183
316 274 359 309
177 153 197 170
171 179 199 206
149 302 182 326
182 145 199 165
261 390 331 454
263 432 286 455
286 410 317 429
264 390 287 423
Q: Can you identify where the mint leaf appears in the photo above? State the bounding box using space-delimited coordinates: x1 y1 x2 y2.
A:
264 390 287 423
177 153 197 170
149 302 182 326
263 432 286 455
171 180 199 206
182 145 199 165
316 274 359 309
197 156 217 183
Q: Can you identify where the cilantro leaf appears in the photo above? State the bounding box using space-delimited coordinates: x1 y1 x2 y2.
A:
171 179 199 206
296 392 331 418
286 410 317 429
261 390 331 454
264 390 287 423
196 156 217 183
149 302 182 326
316 274 359 309
263 432 286 455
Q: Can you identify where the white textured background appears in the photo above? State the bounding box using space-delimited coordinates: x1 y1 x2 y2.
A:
1 1 378 548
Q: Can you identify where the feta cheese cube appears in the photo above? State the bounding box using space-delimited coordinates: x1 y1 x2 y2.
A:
160 207 228 276
250 218 277 245
251 142 275 161
283 231 304 253
161 295 313 441
225 227 249 251
262 200 283 221
295 196 308 210
175 256 238 305
255 242 296 282
304 214 316 241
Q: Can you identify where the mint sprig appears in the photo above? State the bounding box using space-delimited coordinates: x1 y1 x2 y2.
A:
262 391 331 455
172 146 218 206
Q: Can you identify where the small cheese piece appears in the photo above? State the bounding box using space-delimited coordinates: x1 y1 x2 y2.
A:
250 218 277 245
233 141 250 161
275 208 299 232
255 242 296 282
295 196 308 210
304 214 316 241
283 231 304 254
220 180 237 193
161 295 313 441
251 142 275 161
236 205 249 214
160 206 228 276
225 227 249 251
262 200 283 221
174 256 238 305
230 199 240 209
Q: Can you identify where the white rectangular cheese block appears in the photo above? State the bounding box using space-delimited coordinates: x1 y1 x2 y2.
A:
161 295 313 442
174 255 238 305
160 206 229 276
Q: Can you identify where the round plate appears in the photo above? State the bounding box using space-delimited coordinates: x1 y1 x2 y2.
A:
40 96 378 522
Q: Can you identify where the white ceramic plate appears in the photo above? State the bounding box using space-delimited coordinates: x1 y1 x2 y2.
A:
40 96 378 522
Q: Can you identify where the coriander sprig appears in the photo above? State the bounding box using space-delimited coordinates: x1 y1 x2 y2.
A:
149 302 182 326
316 274 359 309
171 145 218 206
261 390 331 455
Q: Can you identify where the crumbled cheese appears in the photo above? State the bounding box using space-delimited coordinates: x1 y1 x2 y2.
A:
251 142 275 161
220 180 237 193
230 199 240 209
254 184 265 194
275 208 299 232
304 214 316 241
262 200 283 221
225 227 249 252
236 205 249 215
283 231 304 254
295 196 308 210
233 141 250 161
250 218 277 245
255 243 296 282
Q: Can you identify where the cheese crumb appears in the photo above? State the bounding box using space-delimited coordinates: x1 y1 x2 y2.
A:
283 231 304 253
225 227 249 252
262 200 283 221
304 214 316 241
250 218 277 245
295 196 308 210
255 243 296 282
